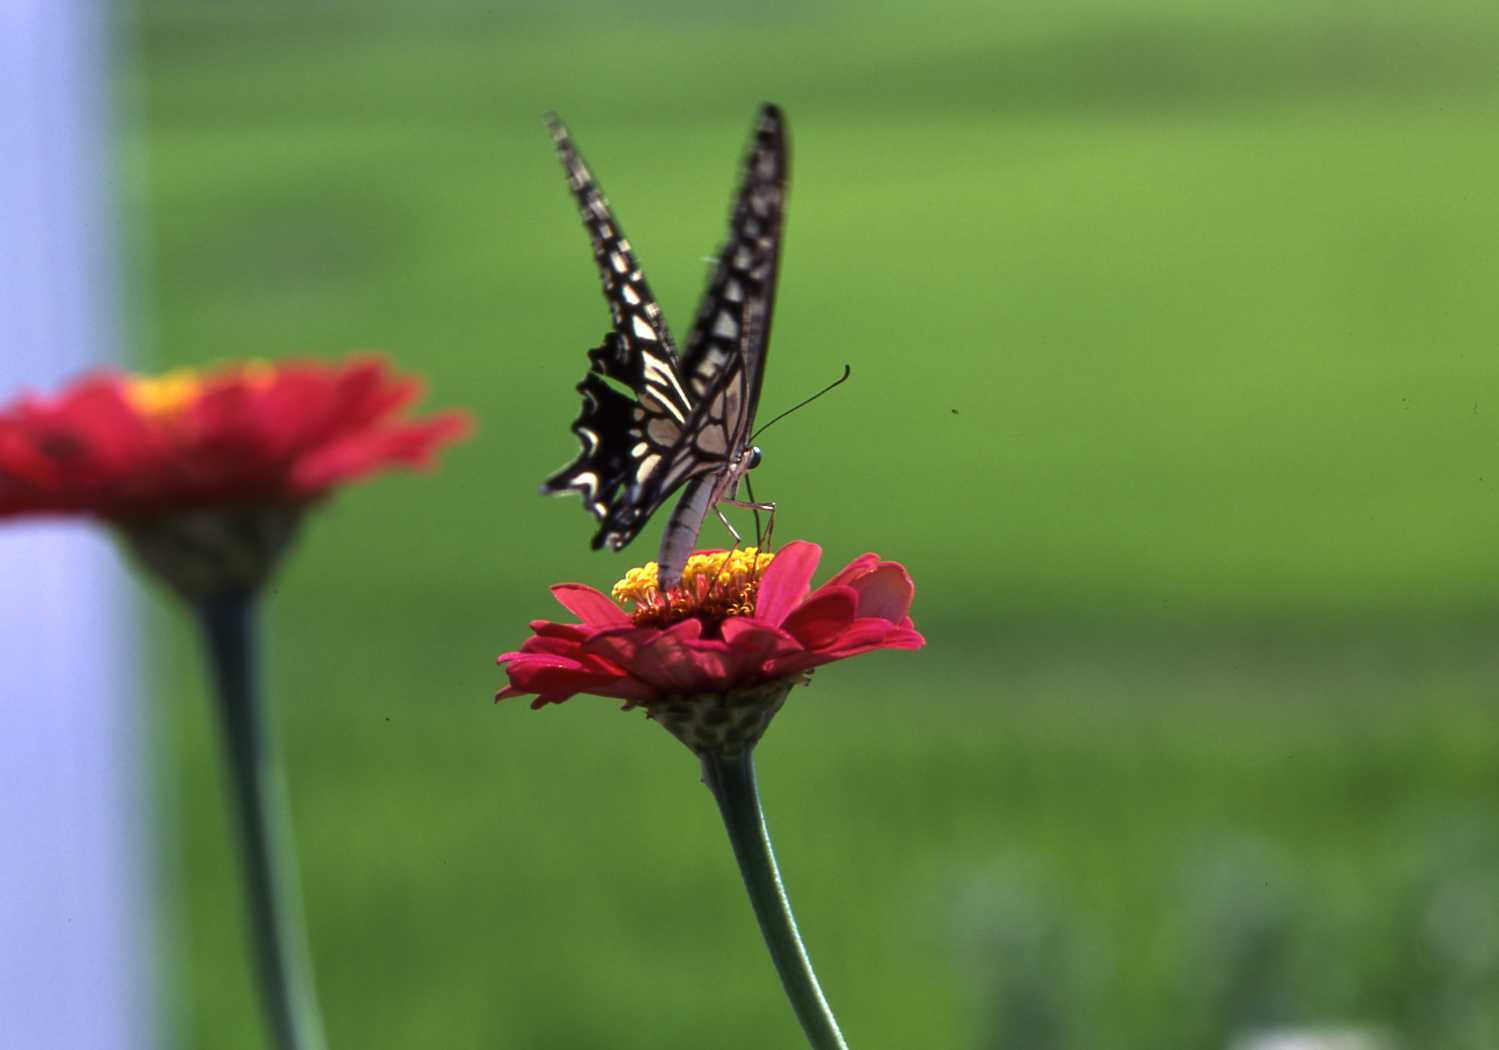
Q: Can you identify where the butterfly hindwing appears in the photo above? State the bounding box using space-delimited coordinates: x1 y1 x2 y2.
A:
540 336 668 549
540 115 706 550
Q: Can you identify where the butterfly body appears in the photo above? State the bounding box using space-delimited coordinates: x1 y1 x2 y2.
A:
541 106 788 589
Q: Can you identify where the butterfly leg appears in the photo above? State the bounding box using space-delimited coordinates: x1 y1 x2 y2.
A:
712 504 746 547
718 498 776 591
703 506 749 593
721 497 777 554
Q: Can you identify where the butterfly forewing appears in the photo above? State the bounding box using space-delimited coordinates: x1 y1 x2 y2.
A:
649 105 786 581
680 104 788 427
542 114 694 425
540 115 704 550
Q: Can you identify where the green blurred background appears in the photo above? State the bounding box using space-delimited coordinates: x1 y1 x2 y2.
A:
127 2 1499 1047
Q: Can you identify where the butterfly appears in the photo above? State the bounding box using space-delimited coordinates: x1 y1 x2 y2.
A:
541 105 788 591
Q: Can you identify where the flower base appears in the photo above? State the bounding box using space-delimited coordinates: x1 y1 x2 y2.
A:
119 504 303 601
647 677 804 757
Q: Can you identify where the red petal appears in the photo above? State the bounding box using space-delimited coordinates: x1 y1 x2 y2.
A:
631 621 718 693
290 413 470 496
766 622 927 678
663 619 703 642
581 625 662 669
0 357 468 521
500 654 607 691
517 636 582 657
845 563 915 624
585 679 658 703
827 620 927 658
763 650 833 678
822 553 882 591
752 540 821 626
817 618 910 657
550 584 631 626
676 639 741 686
884 627 927 650
497 649 655 705
720 618 805 674
780 585 857 649
528 620 594 642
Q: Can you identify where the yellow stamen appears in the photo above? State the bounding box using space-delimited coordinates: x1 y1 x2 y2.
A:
123 361 273 417
123 369 204 417
612 548 775 628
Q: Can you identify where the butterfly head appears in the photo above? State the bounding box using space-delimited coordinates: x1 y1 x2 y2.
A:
746 445 763 470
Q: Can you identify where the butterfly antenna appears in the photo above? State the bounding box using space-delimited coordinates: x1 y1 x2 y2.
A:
750 364 852 442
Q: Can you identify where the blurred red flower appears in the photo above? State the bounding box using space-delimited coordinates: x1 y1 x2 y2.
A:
0 355 469 521
497 541 924 709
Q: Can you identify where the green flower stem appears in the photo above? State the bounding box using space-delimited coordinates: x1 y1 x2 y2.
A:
701 749 850 1050
197 591 328 1050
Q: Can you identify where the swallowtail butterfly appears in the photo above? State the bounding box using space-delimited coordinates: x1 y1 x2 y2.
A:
541 105 788 590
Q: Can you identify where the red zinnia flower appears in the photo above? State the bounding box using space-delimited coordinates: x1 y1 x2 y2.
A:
0 355 469 598
497 542 923 753
0 355 467 520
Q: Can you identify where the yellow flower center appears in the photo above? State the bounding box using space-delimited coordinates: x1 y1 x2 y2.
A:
123 362 273 417
123 369 205 417
612 548 775 628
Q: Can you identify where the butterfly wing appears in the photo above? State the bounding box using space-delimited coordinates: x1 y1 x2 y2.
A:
678 103 789 449
540 114 709 552
541 107 790 570
654 106 790 588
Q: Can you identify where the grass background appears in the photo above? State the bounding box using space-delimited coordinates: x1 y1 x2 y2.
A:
124 2 1499 1047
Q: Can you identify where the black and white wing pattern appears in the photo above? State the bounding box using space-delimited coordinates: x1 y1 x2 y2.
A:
539 113 699 552
656 106 788 583
541 106 789 585
679 104 788 418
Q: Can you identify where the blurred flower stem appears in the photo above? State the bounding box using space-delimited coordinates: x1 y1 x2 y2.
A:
198 590 328 1050
701 750 850 1050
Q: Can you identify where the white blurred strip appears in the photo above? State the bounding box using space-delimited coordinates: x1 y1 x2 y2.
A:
0 2 155 1049
1229 1028 1398 1050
